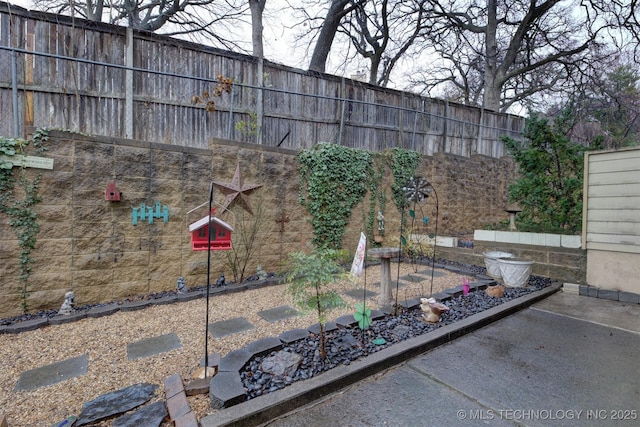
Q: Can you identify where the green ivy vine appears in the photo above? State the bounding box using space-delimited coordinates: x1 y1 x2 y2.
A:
386 148 421 213
298 143 372 250
0 129 48 313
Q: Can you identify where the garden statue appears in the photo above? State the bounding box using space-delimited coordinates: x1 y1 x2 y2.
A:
216 273 225 287
420 297 449 323
256 265 268 280
176 276 186 293
59 291 75 315
377 211 385 231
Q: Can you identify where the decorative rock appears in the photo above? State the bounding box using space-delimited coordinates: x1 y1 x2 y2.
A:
58 291 75 315
192 366 217 379
75 383 158 426
260 351 302 377
486 284 506 298
112 401 168 427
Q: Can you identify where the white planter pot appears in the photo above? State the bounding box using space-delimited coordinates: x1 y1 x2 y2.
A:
497 258 534 287
483 251 514 279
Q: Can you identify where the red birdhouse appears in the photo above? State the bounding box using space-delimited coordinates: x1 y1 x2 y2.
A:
188 209 233 251
105 182 122 201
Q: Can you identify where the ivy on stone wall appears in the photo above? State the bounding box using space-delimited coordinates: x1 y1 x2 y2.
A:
298 144 421 251
298 143 372 250
0 129 48 313
386 148 421 213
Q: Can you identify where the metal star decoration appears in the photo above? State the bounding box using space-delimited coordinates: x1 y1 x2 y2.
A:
213 163 263 214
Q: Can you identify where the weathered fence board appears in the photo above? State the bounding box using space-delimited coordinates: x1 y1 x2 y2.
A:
0 4 524 155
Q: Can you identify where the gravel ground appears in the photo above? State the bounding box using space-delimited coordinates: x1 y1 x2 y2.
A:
0 262 473 427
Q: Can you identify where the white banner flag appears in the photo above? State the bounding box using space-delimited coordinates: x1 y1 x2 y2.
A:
350 232 367 279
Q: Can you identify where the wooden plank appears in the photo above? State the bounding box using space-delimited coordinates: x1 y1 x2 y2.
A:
588 156 640 173
587 209 640 223
586 232 640 246
588 183 640 197
586 196 640 210
588 170 640 185
586 241 640 254
587 221 640 236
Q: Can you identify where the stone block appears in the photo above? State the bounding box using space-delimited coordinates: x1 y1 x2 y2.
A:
218 349 253 372
4 317 49 334
544 233 561 247
245 337 283 357
562 283 581 295
110 281 150 300
120 300 151 312
174 410 199 427
597 289 619 301
618 291 640 304
185 377 212 396
167 391 191 420
164 373 185 399
579 285 590 296
561 235 582 248
49 311 87 325
86 304 120 318
308 321 338 335
209 371 246 409
473 230 495 242
278 328 309 344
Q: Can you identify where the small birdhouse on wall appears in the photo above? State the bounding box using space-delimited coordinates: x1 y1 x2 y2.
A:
105 182 122 202
188 209 234 251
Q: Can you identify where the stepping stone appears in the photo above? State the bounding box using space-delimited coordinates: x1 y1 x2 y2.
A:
86 304 120 318
399 274 424 283
308 321 338 335
209 371 246 409
4 317 48 334
218 349 253 372
418 269 447 278
76 383 158 426
15 354 88 391
127 333 182 360
245 337 282 357
112 400 167 427
208 317 254 338
370 309 386 321
343 288 378 299
257 305 299 323
279 328 309 344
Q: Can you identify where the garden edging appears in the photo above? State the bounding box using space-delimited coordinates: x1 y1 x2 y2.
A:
200 281 562 427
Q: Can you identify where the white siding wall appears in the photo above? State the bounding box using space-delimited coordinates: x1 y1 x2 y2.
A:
583 147 640 293
583 148 640 253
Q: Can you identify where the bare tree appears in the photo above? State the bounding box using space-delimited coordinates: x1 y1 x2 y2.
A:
32 0 251 51
410 0 616 112
341 0 427 86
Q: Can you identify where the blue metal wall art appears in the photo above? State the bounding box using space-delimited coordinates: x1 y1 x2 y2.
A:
132 202 169 225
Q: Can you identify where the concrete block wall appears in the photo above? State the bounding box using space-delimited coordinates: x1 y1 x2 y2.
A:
0 131 517 317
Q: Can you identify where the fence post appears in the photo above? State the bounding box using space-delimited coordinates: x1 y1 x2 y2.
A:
338 77 346 145
125 27 134 139
11 49 19 137
256 57 263 145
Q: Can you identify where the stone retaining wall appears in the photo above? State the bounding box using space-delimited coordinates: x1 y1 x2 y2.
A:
0 131 516 317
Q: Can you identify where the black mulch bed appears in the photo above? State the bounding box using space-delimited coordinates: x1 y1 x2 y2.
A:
241 271 552 400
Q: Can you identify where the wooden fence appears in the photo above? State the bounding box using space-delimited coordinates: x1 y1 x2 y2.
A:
0 2 524 156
